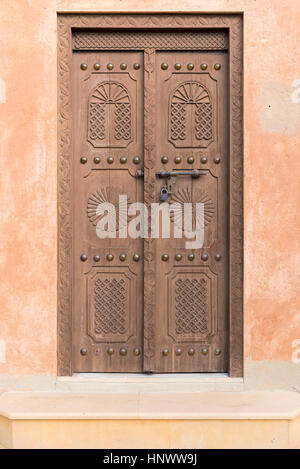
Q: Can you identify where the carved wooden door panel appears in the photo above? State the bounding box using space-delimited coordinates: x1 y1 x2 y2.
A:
153 51 229 372
72 46 229 373
72 52 144 372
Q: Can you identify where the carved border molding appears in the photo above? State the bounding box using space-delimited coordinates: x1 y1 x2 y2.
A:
143 47 156 370
57 13 243 377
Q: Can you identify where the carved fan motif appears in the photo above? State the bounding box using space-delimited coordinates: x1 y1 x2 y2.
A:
172 82 210 104
87 187 132 232
90 81 130 105
170 187 214 231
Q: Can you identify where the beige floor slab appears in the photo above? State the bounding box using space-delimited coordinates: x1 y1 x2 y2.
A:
0 392 140 420
0 391 300 420
139 391 300 419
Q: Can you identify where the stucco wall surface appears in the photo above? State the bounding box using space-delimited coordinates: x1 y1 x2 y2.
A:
0 1 299 379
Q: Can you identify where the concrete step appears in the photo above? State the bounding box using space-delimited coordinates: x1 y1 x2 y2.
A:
0 391 299 448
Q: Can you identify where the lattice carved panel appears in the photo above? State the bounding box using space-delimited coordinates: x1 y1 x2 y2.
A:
175 277 209 334
94 278 127 335
73 30 228 51
195 103 213 140
167 268 217 342
87 269 136 343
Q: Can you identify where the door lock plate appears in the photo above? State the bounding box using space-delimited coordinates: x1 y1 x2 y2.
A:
160 185 169 201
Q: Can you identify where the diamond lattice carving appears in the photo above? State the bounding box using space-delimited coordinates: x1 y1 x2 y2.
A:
170 103 186 140
89 103 105 140
175 277 208 334
73 31 228 50
114 103 131 140
195 103 212 140
94 278 127 335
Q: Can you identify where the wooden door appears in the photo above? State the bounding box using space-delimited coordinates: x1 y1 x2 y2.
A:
72 51 144 372
72 46 229 373
153 51 228 372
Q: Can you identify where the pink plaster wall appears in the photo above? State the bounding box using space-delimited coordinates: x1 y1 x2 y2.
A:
0 1 299 375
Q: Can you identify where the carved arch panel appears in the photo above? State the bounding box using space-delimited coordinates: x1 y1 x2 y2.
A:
88 81 132 148
169 81 213 147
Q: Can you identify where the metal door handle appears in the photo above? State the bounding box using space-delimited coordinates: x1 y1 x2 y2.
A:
136 169 206 201
155 170 206 178
135 170 206 178
156 170 206 201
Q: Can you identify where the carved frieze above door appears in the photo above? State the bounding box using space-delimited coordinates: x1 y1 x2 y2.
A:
57 14 243 376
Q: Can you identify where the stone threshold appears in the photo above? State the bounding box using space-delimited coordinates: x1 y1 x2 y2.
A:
56 372 244 392
0 373 243 393
70 372 234 381
0 391 300 420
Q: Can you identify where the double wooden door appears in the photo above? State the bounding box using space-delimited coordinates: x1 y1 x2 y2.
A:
72 46 229 373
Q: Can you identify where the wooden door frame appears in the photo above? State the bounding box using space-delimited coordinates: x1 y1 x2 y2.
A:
57 13 243 377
